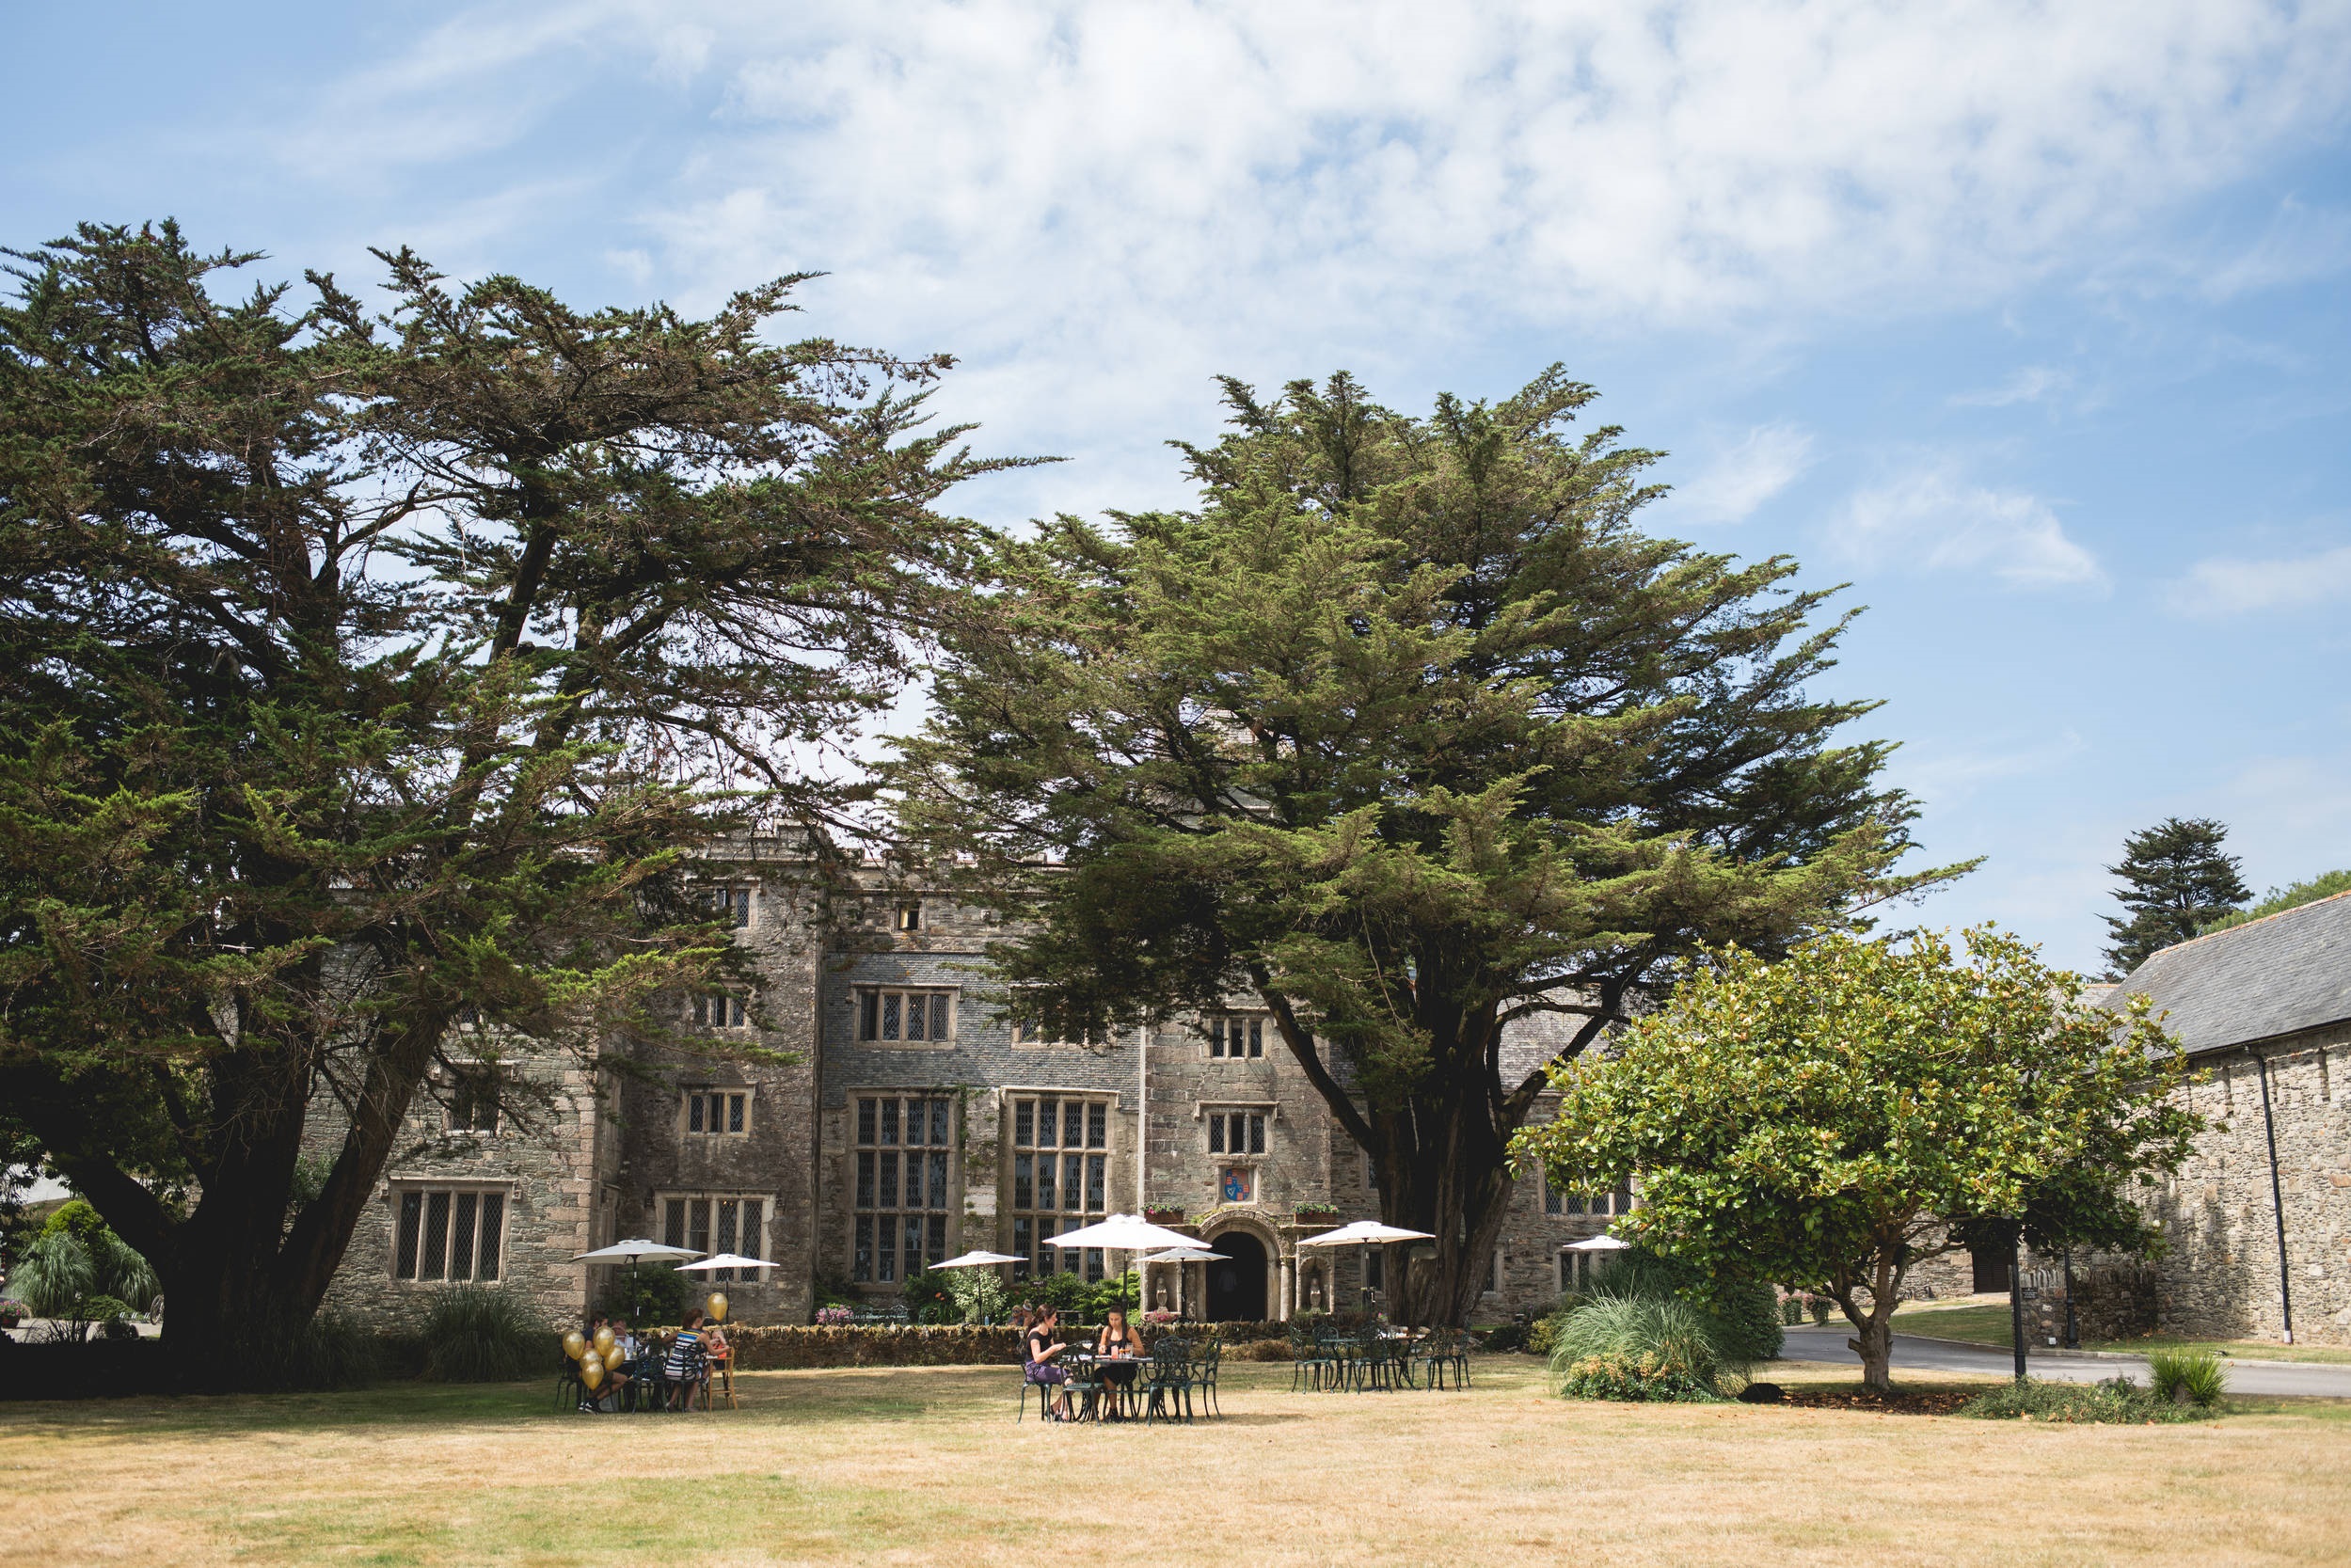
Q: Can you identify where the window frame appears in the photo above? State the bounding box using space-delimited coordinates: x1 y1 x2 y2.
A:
854 985 958 1046
850 1093 957 1285
697 882 754 929
1206 1013 1266 1060
1006 1090 1115 1281
689 990 750 1030
439 1064 507 1134
681 1085 754 1138
659 1190 769 1283
1008 991 1096 1049
390 1182 512 1286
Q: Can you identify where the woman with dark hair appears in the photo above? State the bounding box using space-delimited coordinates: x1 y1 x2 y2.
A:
1094 1307 1145 1415
1024 1305 1073 1420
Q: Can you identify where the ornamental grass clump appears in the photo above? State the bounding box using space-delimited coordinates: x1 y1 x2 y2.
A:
2148 1347 2229 1407
1548 1295 1737 1402
420 1288 551 1383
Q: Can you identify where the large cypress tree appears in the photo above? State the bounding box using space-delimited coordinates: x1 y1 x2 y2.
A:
0 223 1009 1380
899 372 1967 1326
2102 816 2250 975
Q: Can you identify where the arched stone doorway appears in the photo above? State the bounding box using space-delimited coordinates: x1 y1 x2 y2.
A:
1204 1229 1269 1322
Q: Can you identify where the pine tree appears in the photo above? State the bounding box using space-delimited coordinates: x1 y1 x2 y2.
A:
0 223 1009 1382
900 371 1971 1326
2102 816 2251 975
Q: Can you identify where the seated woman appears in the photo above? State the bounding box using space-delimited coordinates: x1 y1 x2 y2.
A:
1094 1307 1146 1413
1024 1306 1073 1420
664 1309 709 1410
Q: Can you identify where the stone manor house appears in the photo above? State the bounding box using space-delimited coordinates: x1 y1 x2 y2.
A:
318 835 1615 1328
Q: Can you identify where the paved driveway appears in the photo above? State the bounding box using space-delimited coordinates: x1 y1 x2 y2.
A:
1777 1323 2351 1399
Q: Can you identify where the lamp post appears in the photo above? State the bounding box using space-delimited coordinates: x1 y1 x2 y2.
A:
2009 1225 2027 1383
2062 1244 2080 1350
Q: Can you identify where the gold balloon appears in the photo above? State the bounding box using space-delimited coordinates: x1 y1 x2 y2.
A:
593 1326 616 1357
707 1292 728 1323
580 1357 605 1391
563 1331 587 1361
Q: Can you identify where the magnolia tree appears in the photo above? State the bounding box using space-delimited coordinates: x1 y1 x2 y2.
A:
1519 927 2197 1392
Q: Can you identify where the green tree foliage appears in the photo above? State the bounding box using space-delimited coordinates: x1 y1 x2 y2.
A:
2201 868 2351 935
900 372 1964 1324
0 222 1009 1381
2103 816 2250 975
1522 927 2199 1392
1581 1246 1783 1364
13 1200 159 1335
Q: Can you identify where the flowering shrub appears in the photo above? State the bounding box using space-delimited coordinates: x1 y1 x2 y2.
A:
812 1306 852 1326
1556 1350 1722 1402
0 1298 24 1328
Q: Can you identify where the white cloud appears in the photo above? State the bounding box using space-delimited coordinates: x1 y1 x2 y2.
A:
212 2 2351 524
1830 467 2104 588
1951 366 2073 407
1663 423 1816 525
2168 543 2351 616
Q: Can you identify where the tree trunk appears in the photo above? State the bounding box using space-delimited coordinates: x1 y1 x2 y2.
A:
1835 1246 1909 1395
1268 986 1568 1328
32 985 452 1389
1846 1307 1896 1394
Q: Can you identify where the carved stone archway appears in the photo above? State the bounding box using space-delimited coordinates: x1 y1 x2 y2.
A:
1199 1212 1287 1321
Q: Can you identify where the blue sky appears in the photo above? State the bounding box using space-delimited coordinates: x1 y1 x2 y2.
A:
7 1 2349 974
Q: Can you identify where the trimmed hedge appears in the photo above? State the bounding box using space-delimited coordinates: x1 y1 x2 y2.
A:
727 1324 1023 1369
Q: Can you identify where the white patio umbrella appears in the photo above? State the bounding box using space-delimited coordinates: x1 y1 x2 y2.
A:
574 1239 705 1263
1045 1213 1207 1255
1294 1219 1438 1247
675 1253 779 1272
1564 1234 1632 1251
927 1248 1025 1323
931 1249 1025 1269
574 1238 704 1315
1046 1214 1207 1312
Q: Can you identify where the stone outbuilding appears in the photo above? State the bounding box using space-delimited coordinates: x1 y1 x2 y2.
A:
2103 890 2351 1346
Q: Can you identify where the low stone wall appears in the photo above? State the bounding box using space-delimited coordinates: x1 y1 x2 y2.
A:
2017 1262 2159 1346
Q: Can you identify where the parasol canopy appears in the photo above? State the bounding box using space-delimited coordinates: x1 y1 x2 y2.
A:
675 1253 778 1273
1295 1220 1438 1248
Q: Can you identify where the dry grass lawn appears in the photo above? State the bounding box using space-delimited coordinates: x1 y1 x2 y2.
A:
4 1357 2349 1567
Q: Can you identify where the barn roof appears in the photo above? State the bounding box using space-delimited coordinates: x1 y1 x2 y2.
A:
2101 890 2351 1055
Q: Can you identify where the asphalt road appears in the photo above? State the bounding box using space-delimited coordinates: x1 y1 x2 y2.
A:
1777 1323 2351 1399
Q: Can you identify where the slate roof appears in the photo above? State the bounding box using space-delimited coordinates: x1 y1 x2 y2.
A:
2100 890 2351 1055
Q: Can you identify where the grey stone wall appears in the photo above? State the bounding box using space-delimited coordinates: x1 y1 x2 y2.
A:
313 847 1642 1328
2143 1022 2351 1345
612 855 825 1323
311 1039 607 1333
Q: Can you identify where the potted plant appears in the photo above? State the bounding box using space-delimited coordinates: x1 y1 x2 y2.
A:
1142 1205 1187 1225
1293 1202 1341 1230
